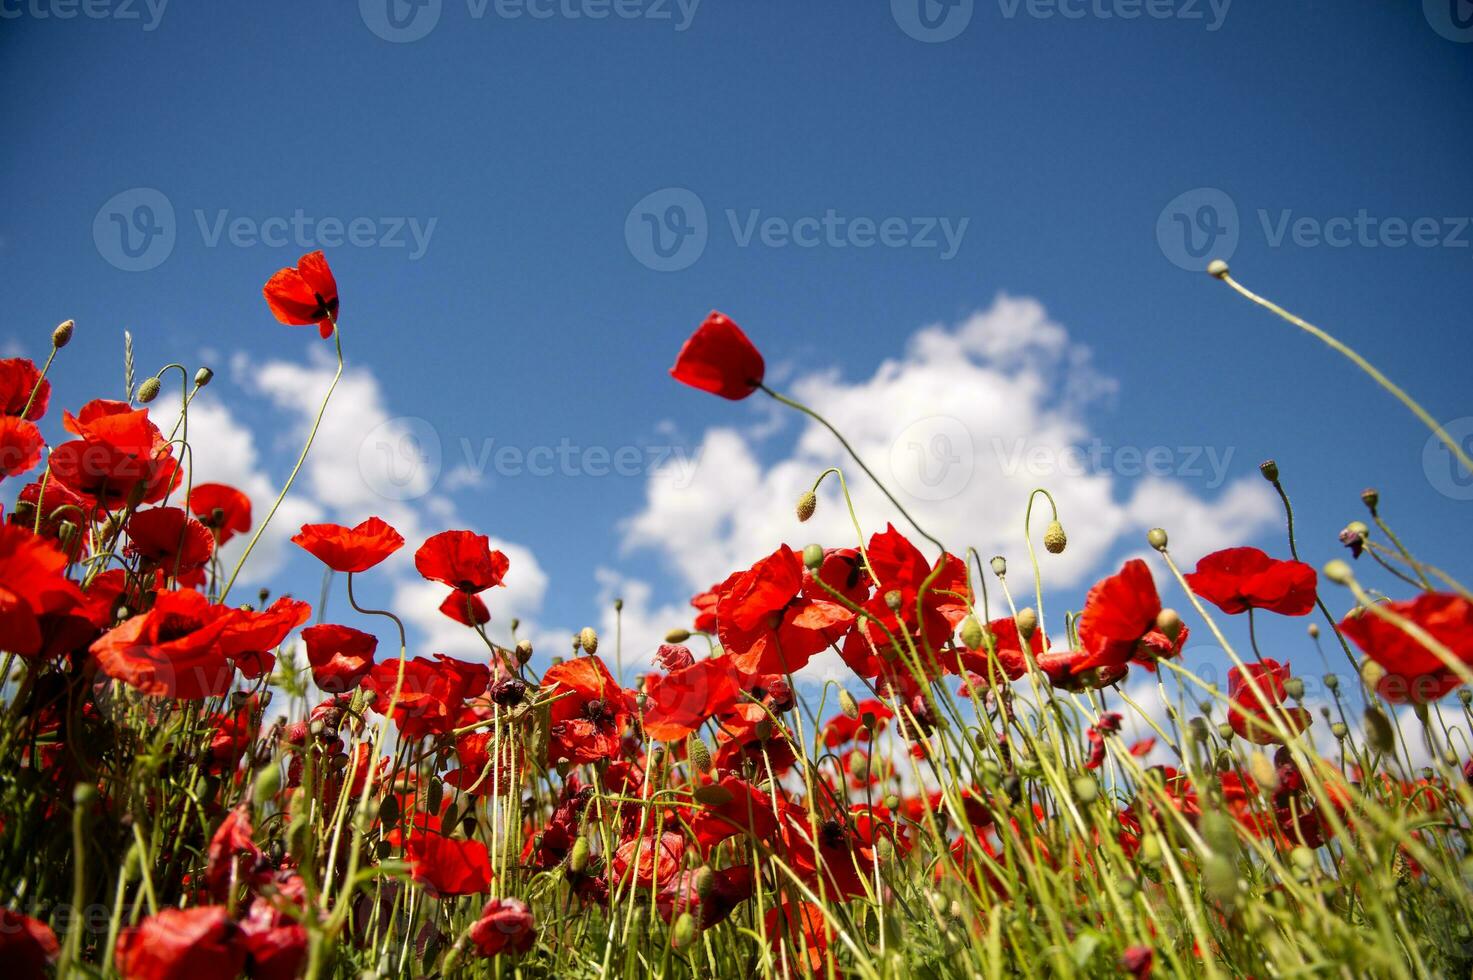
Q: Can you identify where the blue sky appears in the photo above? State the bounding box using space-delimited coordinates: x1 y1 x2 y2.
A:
3 0 1472 705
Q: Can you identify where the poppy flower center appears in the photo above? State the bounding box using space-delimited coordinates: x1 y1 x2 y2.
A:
584 698 613 724
820 819 846 849
155 612 203 642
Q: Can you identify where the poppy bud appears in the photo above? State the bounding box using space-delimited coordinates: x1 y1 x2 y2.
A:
1043 520 1067 554
379 793 400 830
1258 459 1279 482
1140 834 1162 865
672 912 697 949
136 376 162 404
516 640 534 665
1331 721 1348 740
1015 607 1038 641
1323 672 1340 692
52 319 74 348
1071 775 1098 804
1460 689 1472 706
194 366 214 388
693 784 733 806
252 764 282 809
1360 487 1379 512
839 689 859 720
990 556 1007 577
511 617 521 631
1322 560 1352 585
959 616 984 650
754 719 774 741
73 783 98 807
694 865 715 901
1146 528 1168 551
1284 677 1304 700
613 598 623 613
1217 722 1234 740
569 836 590 873
1364 706 1396 754
666 628 691 643
802 543 824 571
1247 751 1277 792
1155 608 1182 642
688 737 712 774
1207 258 1230 279
1308 623 1320 639
883 793 900 810
884 589 903 612
849 754 870 781
796 490 817 523
426 777 443 815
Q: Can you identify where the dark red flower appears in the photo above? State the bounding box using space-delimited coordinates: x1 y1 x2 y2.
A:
90 589 236 699
690 775 780 852
302 623 378 693
612 830 687 889
542 655 633 765
205 805 263 901
716 544 852 676
263 250 339 338
642 656 741 741
189 483 252 545
0 523 84 657
407 832 493 897
670 311 765 400
1227 659 1311 744
291 516 404 573
1076 559 1185 671
415 530 509 594
126 506 215 574
468 898 536 957
657 864 754 930
0 909 58 979
1184 547 1317 616
439 589 490 626
0 358 49 421
1339 593 1473 704
239 897 308 980
1122 946 1155 979
0 417 43 480
114 906 246 980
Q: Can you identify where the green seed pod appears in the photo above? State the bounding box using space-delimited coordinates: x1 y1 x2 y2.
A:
194 366 214 388
1322 560 1352 585
959 616 984 651
73 783 98 807
796 490 817 523
802 543 824 571
570 835 590 873
688 737 713 774
1284 677 1304 700
666 628 692 643
135 377 162 404
579 626 599 654
672 912 697 949
1363 706 1396 754
52 319 75 348
1217 723 1235 741
1015 607 1038 641
884 589 903 612
1140 834 1162 866
252 764 282 809
1147 528 1168 551
1258 459 1279 482
1042 520 1067 554
693 865 715 901
990 556 1007 577
1331 722 1348 740
839 689 859 720
1071 775 1098 805
1323 672 1340 692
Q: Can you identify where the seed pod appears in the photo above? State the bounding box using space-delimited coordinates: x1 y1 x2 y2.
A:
579 627 599 654
570 836 590 873
884 589 903 612
1015 607 1038 641
960 616 984 651
1207 258 1231 279
515 639 534 664
252 764 282 809
802 543 824 571
1322 560 1352 585
194 366 214 388
1364 706 1396 754
839 689 859 720
1284 677 1304 700
672 912 697 949
796 490 817 523
136 377 162 404
1042 520 1067 554
688 737 712 774
52 319 74 348
1147 528 1168 551
666 628 691 643
1360 487 1379 511
1071 775 1098 804
1156 608 1182 642
989 556 1007 577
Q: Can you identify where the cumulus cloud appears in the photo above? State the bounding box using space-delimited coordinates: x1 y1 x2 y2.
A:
622 294 1279 602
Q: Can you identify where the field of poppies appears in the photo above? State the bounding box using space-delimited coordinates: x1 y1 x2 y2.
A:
1 251 1471 979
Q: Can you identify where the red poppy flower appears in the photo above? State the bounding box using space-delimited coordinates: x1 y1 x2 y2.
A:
690 579 727 633
1227 659 1312 744
90 589 236 699
407 832 493 897
641 656 741 741
468 898 536 957
302 623 378 693
821 698 893 747
0 524 85 657
218 596 312 679
716 544 853 676
439 589 491 626
114 906 246 980
657 864 754 930
690 775 780 852
444 729 521 794
1076 559 1186 670
0 417 43 480
841 525 967 678
205 805 263 901
189 482 252 545
954 615 1047 683
126 507 215 574
1339 592 1473 703
779 804 876 900
763 901 832 976
1184 547 1317 616
612 830 686 889
48 401 181 510
670 311 765 400
263 250 339 338
291 516 404 573
0 358 49 421
363 654 489 739
0 909 58 979
415 530 509 594
239 898 308 980
542 655 633 765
